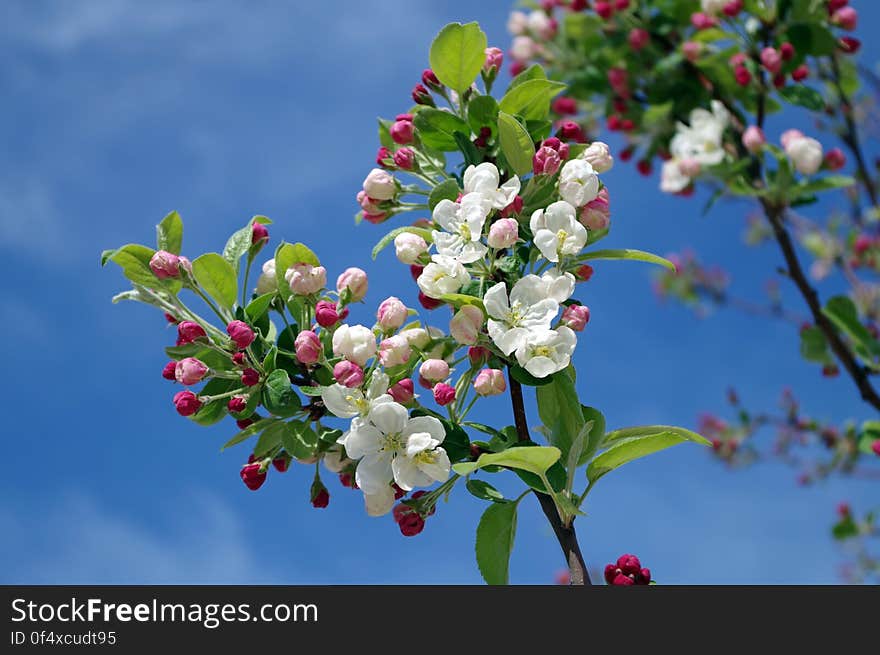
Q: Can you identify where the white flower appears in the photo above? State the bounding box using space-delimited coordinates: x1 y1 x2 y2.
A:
332 324 377 367
363 168 396 200
541 269 576 303
322 447 352 473
785 136 823 175
255 258 277 295
507 10 528 35
581 142 613 173
484 276 559 355
514 327 577 378
322 372 391 419
530 200 588 262
510 35 536 62
394 232 428 264
363 485 395 517
417 255 471 299
558 159 600 207
660 159 691 193
392 421 450 491
344 401 448 494
463 162 521 209
527 10 554 40
432 193 491 263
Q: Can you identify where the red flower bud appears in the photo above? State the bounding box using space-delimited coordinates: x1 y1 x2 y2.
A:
617 553 641 576
162 361 177 380
164 312 178 324
227 396 247 413
398 512 425 537
311 488 330 509
421 69 442 91
780 42 795 61
418 292 444 310
227 320 255 350
412 84 434 106
552 96 578 115
177 321 206 345
232 352 246 366
241 368 260 386
240 457 267 491
791 64 809 82
433 382 456 406
173 390 202 416
251 222 269 245
272 455 291 473
236 417 255 430
576 264 594 281
734 65 752 86
839 37 860 54
409 265 424 281
376 146 393 168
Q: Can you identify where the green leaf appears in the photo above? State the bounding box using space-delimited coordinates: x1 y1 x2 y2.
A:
280 420 319 459
221 418 279 451
413 108 471 151
499 79 567 121
254 420 287 458
102 243 159 287
467 95 499 138
786 23 837 57
428 22 487 93
822 295 880 364
587 427 710 487
156 211 183 254
261 369 302 417
245 293 275 322
509 364 554 386
508 64 546 89
371 226 434 260
274 242 320 300
453 445 561 477
428 179 461 210
475 500 518 585
797 176 856 196
778 85 824 111
188 378 236 426
466 478 505 502
439 293 485 313
192 253 237 310
578 406 606 465
576 248 675 270
799 325 832 364
497 112 535 177
536 369 584 461
222 223 255 267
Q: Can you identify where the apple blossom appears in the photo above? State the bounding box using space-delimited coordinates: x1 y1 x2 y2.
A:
530 200 588 262
433 383 456 406
393 423 451 491
286 263 327 295
484 47 503 73
393 232 428 264
474 368 506 396
174 357 208 386
400 326 432 350
701 0 726 13
462 162 521 210
487 217 519 250
561 304 591 331
333 360 365 388
332 324 377 367
337 267 369 302
581 141 613 173
558 159 600 207
780 129 804 150
378 334 412 367
362 168 396 200
431 194 491 263
364 485 396 517
484 276 559 355
742 125 766 153
417 255 471 299
388 378 416 405
580 189 610 231
322 372 391 419
507 10 528 35
255 258 277 295
784 135 823 175
760 47 782 74
527 10 555 40
150 250 181 279
449 305 484 345
376 296 408 331
510 35 537 62
541 269 576 303
323 447 353 474
419 359 450 384
514 327 577 378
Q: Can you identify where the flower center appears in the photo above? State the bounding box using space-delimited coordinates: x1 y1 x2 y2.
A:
459 223 472 241
380 432 404 453
415 450 437 465
533 345 554 358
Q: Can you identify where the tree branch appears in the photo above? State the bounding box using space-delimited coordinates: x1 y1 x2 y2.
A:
508 373 592 585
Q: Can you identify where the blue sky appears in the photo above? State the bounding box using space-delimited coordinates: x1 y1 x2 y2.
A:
2 1 878 584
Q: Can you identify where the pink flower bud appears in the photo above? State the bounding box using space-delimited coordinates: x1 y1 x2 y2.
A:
474 368 507 396
760 47 782 74
294 330 322 365
607 67 628 94
164 312 178 324
315 300 345 328
628 28 649 51
595 2 613 19
412 83 434 106
227 396 247 413
420 358 450 383
678 158 701 178
337 267 368 302
854 234 872 255
393 232 428 264
742 125 766 153
333 360 365 388
236 418 255 430
722 0 743 16
828 0 848 12
149 250 181 279
484 47 504 73
533 146 563 175
376 146 393 167
378 335 412 367
240 457 267 491
377 296 408 331
558 120 584 141
433 382 456 406
226 320 255 350
388 378 415 404
173 390 202 416
872 440 880 456
780 42 795 61
390 120 415 145
690 12 717 30
241 368 260 386
839 36 860 54
393 147 416 170
251 222 269 245
780 129 805 150
362 168 396 200
833 7 857 31
176 321 206 345
561 304 590 331
162 361 177 380
285 263 327 295
357 190 383 214
468 346 490 366
552 96 577 115
824 148 846 171
421 69 442 91
681 40 702 62
791 64 809 82
487 218 519 249
174 357 209 385
580 188 610 230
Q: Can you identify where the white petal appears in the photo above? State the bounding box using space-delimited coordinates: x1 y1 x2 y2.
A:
522 355 558 378
457 241 488 264
404 431 439 457
510 274 548 305
367 372 390 399
321 385 361 419
403 416 447 444
494 326 529 356
542 270 575 303
391 455 432 491
368 401 409 436
529 207 546 233
522 299 560 329
483 282 510 320
344 423 383 459
355 452 393 494
363 486 394 517
533 230 560 262
417 447 451 484
432 199 460 232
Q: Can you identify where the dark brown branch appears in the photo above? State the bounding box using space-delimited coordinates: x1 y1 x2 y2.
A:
508 373 592 585
763 202 880 412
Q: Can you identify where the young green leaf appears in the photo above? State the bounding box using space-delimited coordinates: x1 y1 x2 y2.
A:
223 223 255 268
102 244 159 288
413 108 471 151
576 248 676 270
498 79 567 121
475 500 518 585
428 22 488 93
262 369 302 417
428 179 461 210
536 370 584 461
497 112 535 177
280 421 319 460
245 293 276 323
453 445 561 477
221 418 280 451
822 295 880 365
778 85 824 111
466 478 505 502
192 252 238 310
467 95 499 138
156 211 183 254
